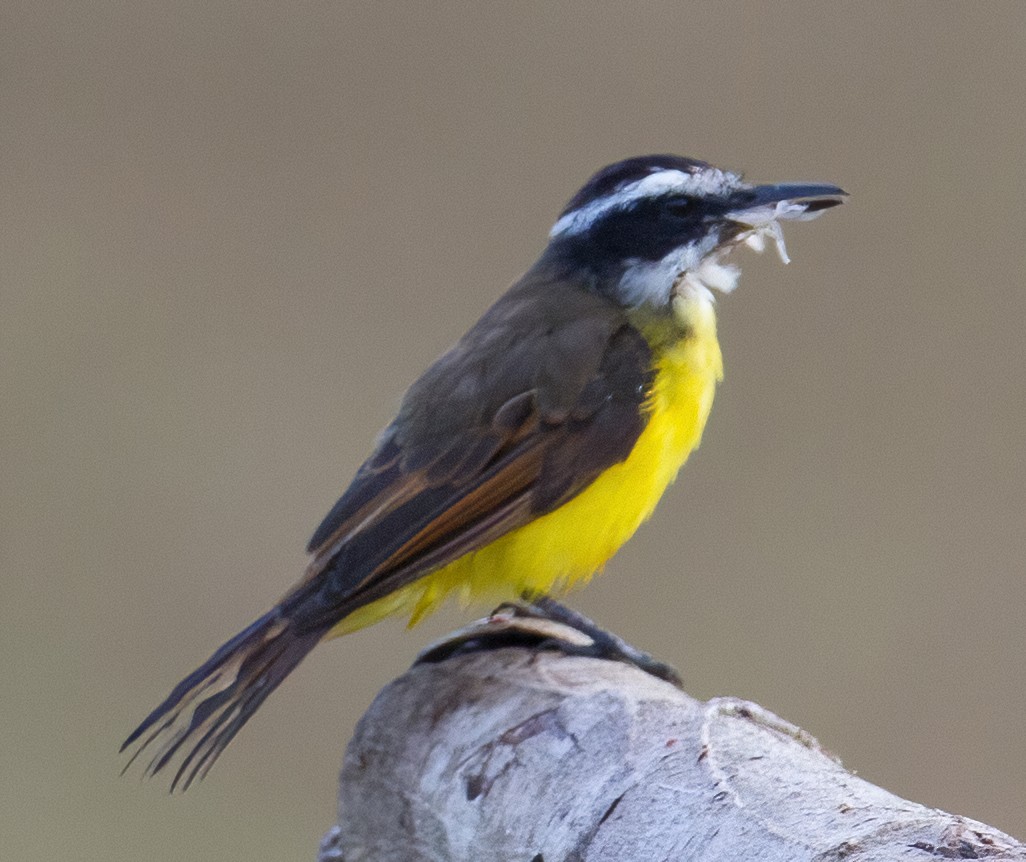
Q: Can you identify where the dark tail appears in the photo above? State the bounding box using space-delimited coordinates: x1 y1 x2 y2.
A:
121 609 325 791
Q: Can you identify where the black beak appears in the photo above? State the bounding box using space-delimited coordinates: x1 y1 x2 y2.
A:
725 182 848 225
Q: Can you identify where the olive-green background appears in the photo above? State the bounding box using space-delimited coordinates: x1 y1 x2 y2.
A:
4 2 1025 859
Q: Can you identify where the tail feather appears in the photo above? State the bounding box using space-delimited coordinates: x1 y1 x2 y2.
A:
121 609 324 791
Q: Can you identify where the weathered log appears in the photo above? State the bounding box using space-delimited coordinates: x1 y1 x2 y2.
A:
319 604 1025 862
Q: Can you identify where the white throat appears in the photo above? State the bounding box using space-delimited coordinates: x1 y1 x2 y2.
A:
617 218 794 308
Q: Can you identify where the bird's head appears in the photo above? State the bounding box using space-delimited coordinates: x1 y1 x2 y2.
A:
543 154 846 308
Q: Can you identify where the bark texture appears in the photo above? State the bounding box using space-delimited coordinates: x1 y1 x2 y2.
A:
319 612 1025 862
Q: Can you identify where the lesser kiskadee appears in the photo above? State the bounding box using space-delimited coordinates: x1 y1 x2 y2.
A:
123 155 845 789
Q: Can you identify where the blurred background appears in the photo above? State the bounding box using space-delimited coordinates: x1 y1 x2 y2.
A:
4 2 1025 859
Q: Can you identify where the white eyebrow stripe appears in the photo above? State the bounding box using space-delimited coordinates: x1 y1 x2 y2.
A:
549 167 744 238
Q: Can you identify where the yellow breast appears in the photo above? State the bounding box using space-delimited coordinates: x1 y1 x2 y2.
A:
332 293 724 634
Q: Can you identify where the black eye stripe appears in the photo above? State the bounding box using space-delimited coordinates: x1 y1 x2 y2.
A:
664 200 693 217
568 201 709 264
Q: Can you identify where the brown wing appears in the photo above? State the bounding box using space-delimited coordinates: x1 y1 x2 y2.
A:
287 282 653 632
122 277 654 789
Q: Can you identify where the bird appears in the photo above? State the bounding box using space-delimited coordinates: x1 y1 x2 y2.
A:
122 154 846 790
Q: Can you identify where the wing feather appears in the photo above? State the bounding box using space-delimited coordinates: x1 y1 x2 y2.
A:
289 317 652 632
123 278 655 785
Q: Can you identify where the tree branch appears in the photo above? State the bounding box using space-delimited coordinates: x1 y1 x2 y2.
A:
319 604 1025 862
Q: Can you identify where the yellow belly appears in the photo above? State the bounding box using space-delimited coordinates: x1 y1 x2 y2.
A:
332 296 723 635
